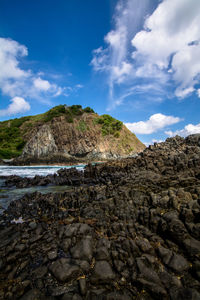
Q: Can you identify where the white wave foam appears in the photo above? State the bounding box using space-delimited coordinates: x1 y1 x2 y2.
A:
0 165 85 178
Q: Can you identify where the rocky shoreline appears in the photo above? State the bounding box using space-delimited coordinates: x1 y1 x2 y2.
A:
0 155 131 167
0 134 200 299
1 156 95 166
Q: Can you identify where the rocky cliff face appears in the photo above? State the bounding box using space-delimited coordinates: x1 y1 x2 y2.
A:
11 105 145 164
22 124 58 158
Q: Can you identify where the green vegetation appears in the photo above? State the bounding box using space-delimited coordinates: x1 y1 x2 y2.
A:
0 104 123 159
16 140 26 151
69 105 83 116
42 105 94 123
0 149 21 159
0 117 29 158
95 114 123 136
0 104 96 158
65 110 74 123
117 134 136 154
83 107 94 113
77 120 88 132
114 131 120 138
44 105 66 122
11 116 31 127
128 147 134 153
24 122 33 128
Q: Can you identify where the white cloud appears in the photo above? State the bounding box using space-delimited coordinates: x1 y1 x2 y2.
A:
165 123 200 137
0 37 66 105
0 37 30 97
132 0 200 98
53 87 63 97
143 138 164 147
91 16 133 89
0 37 29 81
92 0 200 107
0 97 30 116
175 87 195 98
197 89 200 98
91 0 152 107
115 83 165 106
112 61 132 84
125 113 181 134
152 139 164 144
33 77 51 91
75 84 84 89
91 47 109 72
33 77 65 99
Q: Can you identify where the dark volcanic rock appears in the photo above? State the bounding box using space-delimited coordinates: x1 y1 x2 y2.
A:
20 289 52 300
0 134 200 299
70 236 93 261
91 261 116 283
49 258 80 282
168 253 189 273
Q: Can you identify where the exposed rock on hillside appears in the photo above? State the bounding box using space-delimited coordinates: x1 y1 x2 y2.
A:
0 134 200 299
0 105 145 164
22 124 58 158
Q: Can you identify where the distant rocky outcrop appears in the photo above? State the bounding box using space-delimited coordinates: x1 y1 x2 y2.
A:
0 105 145 164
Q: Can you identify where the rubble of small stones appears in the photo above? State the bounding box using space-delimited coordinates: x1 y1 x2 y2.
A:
0 134 200 299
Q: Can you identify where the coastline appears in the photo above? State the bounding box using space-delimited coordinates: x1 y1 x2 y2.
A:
0 135 199 299
0 161 106 168
0 157 115 167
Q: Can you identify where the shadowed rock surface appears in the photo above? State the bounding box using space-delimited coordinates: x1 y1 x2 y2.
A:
0 134 200 299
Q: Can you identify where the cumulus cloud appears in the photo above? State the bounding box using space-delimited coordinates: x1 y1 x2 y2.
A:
132 0 200 98
0 37 30 97
92 0 200 107
125 113 181 134
33 77 51 91
0 97 30 116
32 77 66 99
165 123 200 137
0 37 65 105
0 38 29 81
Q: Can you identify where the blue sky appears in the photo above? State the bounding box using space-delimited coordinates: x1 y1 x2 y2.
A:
0 0 200 145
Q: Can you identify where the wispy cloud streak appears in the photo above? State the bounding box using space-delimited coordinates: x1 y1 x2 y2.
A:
91 0 153 109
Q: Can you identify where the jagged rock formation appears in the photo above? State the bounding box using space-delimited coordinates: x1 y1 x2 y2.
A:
22 124 58 158
0 134 200 299
0 105 145 164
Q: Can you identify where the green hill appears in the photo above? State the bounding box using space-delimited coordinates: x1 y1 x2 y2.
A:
0 105 145 161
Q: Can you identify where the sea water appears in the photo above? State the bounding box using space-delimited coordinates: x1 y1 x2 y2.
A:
0 164 85 213
0 164 85 178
